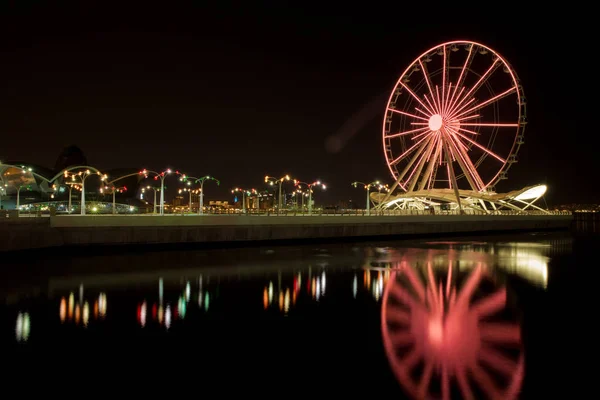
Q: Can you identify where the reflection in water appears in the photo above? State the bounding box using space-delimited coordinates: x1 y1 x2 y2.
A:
381 259 524 400
262 270 324 313
60 289 103 327
15 312 30 342
136 277 212 329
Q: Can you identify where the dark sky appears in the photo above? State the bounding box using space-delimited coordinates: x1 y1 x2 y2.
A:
0 4 592 205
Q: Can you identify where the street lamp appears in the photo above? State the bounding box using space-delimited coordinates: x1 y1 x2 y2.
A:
0 184 7 210
101 184 127 214
142 186 161 214
178 187 199 214
178 174 220 215
139 168 173 215
265 175 291 215
351 180 382 215
232 187 256 214
64 169 107 215
16 184 32 213
294 180 326 215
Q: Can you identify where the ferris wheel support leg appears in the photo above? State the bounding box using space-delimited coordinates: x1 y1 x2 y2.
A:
443 141 463 213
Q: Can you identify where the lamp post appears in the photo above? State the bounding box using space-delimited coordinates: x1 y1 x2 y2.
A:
178 174 220 215
0 184 7 210
178 188 199 214
232 187 256 214
140 169 173 215
64 169 107 215
101 185 127 214
265 175 291 215
351 181 382 215
142 186 161 214
294 180 326 215
16 184 32 213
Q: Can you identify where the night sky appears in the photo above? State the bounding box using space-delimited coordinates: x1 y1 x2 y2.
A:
0 4 592 205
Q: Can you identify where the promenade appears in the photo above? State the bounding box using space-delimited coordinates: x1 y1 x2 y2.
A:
0 212 573 253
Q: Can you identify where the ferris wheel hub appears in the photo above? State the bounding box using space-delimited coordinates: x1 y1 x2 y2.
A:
428 114 443 131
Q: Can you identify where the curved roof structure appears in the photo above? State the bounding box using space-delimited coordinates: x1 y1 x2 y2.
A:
371 184 549 213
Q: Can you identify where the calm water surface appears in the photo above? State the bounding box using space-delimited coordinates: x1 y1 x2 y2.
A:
0 227 589 397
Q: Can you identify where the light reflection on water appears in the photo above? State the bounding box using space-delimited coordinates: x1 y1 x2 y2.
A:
2 233 576 397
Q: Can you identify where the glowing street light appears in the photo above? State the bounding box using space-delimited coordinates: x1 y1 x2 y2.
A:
232 187 257 214
64 169 107 215
139 168 173 215
101 184 128 214
178 174 220 215
178 187 200 214
352 181 383 215
265 175 291 215
294 180 326 215
142 186 161 214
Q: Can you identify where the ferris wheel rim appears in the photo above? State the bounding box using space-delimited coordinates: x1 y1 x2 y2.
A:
381 40 526 193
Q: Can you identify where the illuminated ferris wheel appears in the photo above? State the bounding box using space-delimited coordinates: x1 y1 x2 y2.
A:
377 41 536 211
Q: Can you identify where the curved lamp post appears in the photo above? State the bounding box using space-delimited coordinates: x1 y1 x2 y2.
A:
178 174 220 215
142 186 161 214
351 180 383 215
294 180 326 215
232 187 256 214
101 184 127 214
265 175 291 215
140 168 173 215
178 187 199 214
64 169 107 215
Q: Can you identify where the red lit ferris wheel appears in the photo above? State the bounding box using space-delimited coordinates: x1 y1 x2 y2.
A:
381 41 526 204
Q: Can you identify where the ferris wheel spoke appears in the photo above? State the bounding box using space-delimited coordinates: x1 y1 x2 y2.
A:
402 264 427 301
385 126 429 139
448 43 475 112
386 307 411 325
441 364 450 400
455 126 481 136
479 345 520 377
446 126 506 163
460 123 519 128
418 360 434 398
479 322 521 345
443 82 453 117
400 82 436 116
392 139 431 192
454 114 480 122
471 288 506 318
418 59 441 112
455 264 483 307
469 364 503 400
447 133 487 188
451 86 516 121
423 94 438 115
442 45 448 115
447 58 501 118
418 136 442 191
390 132 433 166
446 135 483 191
407 136 437 192
456 366 475 400
390 329 414 347
404 138 432 192
436 86 443 117
402 345 423 370
388 107 429 122
426 262 441 311
415 106 432 118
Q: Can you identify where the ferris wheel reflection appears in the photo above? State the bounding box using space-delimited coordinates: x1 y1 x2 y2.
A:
381 259 524 400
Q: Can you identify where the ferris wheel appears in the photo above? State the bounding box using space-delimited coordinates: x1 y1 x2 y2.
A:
381 41 526 204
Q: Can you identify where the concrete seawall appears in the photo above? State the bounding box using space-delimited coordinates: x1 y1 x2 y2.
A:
0 214 573 253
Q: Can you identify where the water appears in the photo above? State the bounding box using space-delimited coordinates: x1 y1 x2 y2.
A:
0 227 589 397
